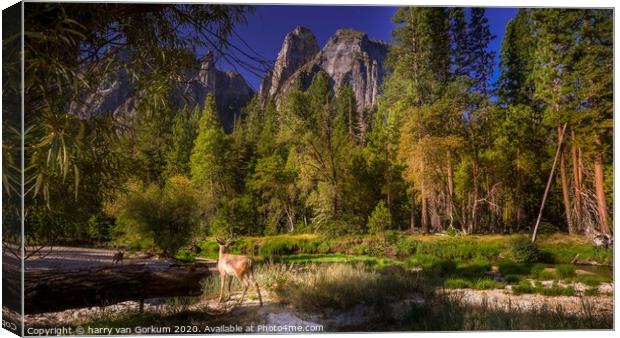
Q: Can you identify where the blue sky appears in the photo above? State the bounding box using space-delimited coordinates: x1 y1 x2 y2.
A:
221 5 518 90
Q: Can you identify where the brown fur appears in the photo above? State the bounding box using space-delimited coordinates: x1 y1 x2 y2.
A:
216 238 262 306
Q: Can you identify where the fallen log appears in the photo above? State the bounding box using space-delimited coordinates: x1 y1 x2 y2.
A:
4 263 212 314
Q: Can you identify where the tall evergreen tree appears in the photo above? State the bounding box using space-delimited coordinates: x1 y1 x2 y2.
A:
165 106 200 177
467 8 496 96
449 7 470 78
190 95 231 208
496 9 535 106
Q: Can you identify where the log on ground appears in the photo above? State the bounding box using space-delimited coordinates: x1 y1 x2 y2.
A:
11 263 212 314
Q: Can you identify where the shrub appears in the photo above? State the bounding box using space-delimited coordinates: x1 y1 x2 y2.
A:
385 230 400 244
512 280 536 294
175 249 195 263
537 270 557 280
529 263 546 278
395 237 417 256
510 237 541 263
200 240 219 258
498 259 529 275
350 243 368 255
367 240 386 257
578 275 606 287
444 278 472 289
555 264 576 278
446 226 458 237
87 214 114 243
539 285 576 297
317 242 331 254
504 275 521 284
274 263 418 311
456 257 492 279
473 278 503 290
367 201 392 238
405 254 441 271
114 176 199 256
585 287 599 296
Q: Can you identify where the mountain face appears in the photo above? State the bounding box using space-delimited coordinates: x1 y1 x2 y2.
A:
74 27 388 132
257 26 320 103
177 53 254 130
259 27 389 113
71 52 254 131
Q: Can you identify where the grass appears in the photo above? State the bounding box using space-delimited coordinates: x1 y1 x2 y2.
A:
444 277 472 289
265 263 419 312
400 293 611 330
194 232 611 296
473 278 504 290
573 275 609 287
497 259 530 275
195 232 611 266
270 253 400 270
511 280 577 297
555 264 576 278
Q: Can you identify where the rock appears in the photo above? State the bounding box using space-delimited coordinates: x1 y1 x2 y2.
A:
70 51 254 132
258 26 319 103
260 28 389 119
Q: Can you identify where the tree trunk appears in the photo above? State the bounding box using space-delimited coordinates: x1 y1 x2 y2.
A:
6 263 213 314
421 192 428 234
447 150 454 228
470 163 479 235
570 129 582 232
410 194 417 231
558 126 573 234
594 135 610 235
532 123 567 243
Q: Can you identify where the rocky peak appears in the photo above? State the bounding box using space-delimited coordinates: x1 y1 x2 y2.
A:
258 26 320 103
259 27 389 113
71 51 253 132
317 29 389 111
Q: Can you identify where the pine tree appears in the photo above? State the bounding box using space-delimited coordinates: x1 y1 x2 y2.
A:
497 9 535 106
165 106 200 177
190 95 231 202
467 8 496 96
132 81 176 185
449 7 470 78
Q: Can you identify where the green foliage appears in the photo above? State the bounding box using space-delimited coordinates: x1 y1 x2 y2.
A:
443 277 472 289
257 236 324 257
509 237 541 263
273 263 419 312
497 260 529 275
555 264 576 278
175 249 195 263
504 275 521 284
512 280 576 297
367 201 392 236
473 278 503 290
165 106 200 177
576 275 607 287
114 176 199 256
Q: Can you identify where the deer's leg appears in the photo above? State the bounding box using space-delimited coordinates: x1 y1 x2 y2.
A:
249 273 263 307
237 275 249 305
218 273 226 303
227 275 233 293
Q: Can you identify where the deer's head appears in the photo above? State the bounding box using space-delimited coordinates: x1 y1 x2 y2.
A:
216 237 233 254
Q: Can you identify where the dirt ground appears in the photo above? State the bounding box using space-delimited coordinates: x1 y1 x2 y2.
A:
21 246 175 270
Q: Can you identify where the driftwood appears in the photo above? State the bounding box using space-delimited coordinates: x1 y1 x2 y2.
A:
570 254 607 266
4 263 212 314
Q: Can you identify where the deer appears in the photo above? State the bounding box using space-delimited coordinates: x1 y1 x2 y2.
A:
215 237 263 306
112 249 124 264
